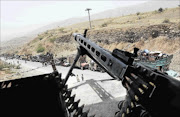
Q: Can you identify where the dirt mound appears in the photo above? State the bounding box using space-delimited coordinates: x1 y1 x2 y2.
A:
86 23 179 44
169 49 180 73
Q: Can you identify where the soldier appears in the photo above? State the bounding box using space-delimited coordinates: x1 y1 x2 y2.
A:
81 74 84 81
76 75 80 82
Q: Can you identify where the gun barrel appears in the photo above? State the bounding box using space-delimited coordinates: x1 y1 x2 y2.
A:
73 33 127 80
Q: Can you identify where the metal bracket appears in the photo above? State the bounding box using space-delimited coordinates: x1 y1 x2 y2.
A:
64 47 82 85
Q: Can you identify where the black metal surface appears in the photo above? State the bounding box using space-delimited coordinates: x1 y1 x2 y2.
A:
0 73 65 115
112 49 134 65
64 47 82 84
0 72 92 116
73 33 127 80
73 30 180 117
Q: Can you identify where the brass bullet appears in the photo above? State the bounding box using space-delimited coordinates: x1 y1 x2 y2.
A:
138 88 144 94
149 82 155 87
126 108 129 114
135 95 139 101
142 84 148 89
131 102 134 108
122 113 125 117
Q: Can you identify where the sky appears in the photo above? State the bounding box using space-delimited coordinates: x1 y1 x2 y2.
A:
1 1 148 41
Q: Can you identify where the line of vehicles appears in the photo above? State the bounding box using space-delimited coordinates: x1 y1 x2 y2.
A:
0 53 105 72
1 49 173 73
0 48 176 77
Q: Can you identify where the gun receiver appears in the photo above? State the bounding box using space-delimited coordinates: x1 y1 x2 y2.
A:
64 29 180 117
72 33 138 81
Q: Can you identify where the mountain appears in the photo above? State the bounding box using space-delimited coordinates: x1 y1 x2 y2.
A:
91 0 179 19
33 0 179 34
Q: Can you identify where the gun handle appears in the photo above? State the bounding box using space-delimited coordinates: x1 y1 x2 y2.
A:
133 48 139 57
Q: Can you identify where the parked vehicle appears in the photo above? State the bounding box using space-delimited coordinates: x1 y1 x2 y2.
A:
89 60 105 72
55 57 70 67
135 49 173 72
68 55 89 70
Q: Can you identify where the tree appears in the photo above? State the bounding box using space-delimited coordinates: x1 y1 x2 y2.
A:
136 12 140 16
158 8 163 12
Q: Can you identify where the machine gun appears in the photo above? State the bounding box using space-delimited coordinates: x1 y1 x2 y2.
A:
64 29 180 117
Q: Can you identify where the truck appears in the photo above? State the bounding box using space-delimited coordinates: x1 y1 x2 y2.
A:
89 60 105 72
68 54 89 70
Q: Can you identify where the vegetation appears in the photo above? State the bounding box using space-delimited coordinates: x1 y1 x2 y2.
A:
49 37 56 43
59 27 65 32
75 29 79 33
136 12 140 15
151 30 159 38
36 44 45 53
45 31 48 34
0 60 18 70
0 61 9 70
101 22 108 27
163 18 170 23
158 8 163 12
104 39 109 44
38 36 43 40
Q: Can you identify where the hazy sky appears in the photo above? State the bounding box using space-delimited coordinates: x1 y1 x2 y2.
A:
1 1 148 41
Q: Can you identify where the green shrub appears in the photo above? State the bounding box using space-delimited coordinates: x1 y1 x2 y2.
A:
136 12 140 15
45 31 48 34
39 37 43 40
178 24 180 30
0 61 16 70
36 44 45 53
163 18 170 23
104 39 109 44
32 39 38 43
75 30 79 33
59 28 65 32
158 8 163 13
49 37 56 43
151 30 159 38
15 64 21 69
101 22 108 27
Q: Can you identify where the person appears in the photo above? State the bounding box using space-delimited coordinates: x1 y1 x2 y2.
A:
76 75 80 82
42 61 44 66
81 74 84 81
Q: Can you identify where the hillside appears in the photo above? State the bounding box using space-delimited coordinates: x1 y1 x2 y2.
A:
8 7 180 72
1 0 178 47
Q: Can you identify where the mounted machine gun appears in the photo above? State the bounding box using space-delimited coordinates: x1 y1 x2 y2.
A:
64 29 180 117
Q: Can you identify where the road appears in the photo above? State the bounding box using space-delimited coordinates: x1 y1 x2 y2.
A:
1 57 126 116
